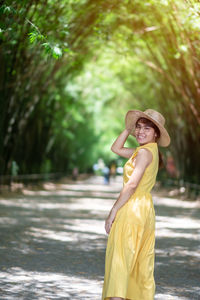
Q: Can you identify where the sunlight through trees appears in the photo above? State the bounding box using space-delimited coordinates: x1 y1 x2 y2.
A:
0 0 200 183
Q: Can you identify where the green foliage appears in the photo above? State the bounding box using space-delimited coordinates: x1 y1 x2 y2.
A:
28 31 45 44
0 0 100 174
28 29 63 59
0 0 200 183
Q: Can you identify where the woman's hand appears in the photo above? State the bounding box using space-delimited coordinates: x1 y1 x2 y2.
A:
125 127 133 134
105 209 117 234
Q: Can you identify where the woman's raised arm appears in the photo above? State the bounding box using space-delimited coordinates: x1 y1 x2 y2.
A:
111 129 135 159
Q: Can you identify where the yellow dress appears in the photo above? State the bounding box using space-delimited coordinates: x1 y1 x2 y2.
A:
102 142 159 300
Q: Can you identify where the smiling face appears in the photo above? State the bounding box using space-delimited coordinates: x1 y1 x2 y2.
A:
135 118 160 145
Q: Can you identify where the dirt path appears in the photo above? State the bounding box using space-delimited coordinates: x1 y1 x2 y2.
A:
0 176 200 300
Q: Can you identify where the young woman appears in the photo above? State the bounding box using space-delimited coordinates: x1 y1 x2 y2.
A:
102 109 170 300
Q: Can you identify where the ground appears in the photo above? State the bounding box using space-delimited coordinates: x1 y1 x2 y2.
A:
0 176 200 300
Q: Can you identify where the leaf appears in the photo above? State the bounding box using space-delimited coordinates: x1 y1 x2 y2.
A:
52 46 62 59
42 42 52 53
3 6 11 14
28 32 38 44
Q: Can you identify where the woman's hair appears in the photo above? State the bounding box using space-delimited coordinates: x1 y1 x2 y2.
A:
136 117 163 168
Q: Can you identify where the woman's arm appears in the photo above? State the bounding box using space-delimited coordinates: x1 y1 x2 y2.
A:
105 148 152 234
111 129 135 159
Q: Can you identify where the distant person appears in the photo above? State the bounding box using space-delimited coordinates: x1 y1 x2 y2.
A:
109 161 117 181
103 166 110 184
11 161 19 176
72 167 79 181
102 109 170 300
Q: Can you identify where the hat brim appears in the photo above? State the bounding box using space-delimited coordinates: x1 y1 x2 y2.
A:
125 110 170 147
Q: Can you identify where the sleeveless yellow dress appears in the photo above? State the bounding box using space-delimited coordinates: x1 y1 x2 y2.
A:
102 142 159 300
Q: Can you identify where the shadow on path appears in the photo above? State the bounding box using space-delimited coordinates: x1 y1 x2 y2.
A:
0 176 200 299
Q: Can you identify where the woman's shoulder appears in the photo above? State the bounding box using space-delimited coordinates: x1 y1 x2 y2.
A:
137 143 158 160
137 143 158 169
130 143 157 161
137 142 158 152
137 147 153 164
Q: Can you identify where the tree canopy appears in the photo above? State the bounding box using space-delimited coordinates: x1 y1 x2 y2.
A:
0 0 200 182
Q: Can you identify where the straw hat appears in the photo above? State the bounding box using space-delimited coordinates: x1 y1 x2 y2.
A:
125 109 170 147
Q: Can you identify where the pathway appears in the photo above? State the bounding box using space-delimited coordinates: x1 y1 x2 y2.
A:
0 176 200 299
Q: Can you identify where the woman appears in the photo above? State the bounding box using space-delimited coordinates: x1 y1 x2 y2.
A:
102 109 170 300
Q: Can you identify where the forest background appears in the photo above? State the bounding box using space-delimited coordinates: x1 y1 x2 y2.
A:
0 0 200 184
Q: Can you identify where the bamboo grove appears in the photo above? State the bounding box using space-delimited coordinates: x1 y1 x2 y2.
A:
0 0 200 183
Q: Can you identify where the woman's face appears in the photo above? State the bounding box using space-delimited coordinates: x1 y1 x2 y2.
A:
135 120 157 145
